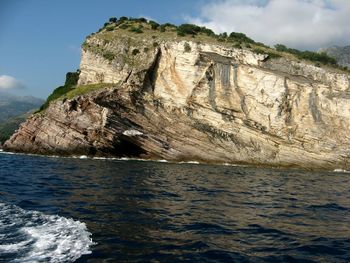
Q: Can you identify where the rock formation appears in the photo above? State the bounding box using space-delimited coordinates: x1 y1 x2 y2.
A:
4 22 350 169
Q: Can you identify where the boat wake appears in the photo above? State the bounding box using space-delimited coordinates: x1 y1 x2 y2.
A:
0 202 94 262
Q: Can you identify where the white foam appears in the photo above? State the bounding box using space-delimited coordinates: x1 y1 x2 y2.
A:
333 168 350 173
0 151 250 168
0 150 15 155
0 202 94 263
179 161 200 164
93 156 108 160
0 239 32 253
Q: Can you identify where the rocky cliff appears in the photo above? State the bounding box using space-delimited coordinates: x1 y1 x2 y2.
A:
320 45 350 68
4 21 350 169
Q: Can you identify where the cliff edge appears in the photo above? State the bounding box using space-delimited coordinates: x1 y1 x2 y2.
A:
4 19 350 169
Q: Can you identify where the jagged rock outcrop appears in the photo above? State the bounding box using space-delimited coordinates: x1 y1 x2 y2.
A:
4 28 350 169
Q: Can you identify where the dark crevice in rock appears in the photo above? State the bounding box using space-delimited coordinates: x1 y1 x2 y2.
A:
142 47 162 93
233 64 248 116
129 90 146 114
278 77 293 125
309 88 323 123
127 48 162 113
220 110 236 122
207 64 217 110
243 119 268 133
215 62 231 94
201 52 232 64
123 70 133 84
69 100 78 111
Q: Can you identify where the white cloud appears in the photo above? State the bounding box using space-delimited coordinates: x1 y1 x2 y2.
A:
0 75 25 90
187 0 350 50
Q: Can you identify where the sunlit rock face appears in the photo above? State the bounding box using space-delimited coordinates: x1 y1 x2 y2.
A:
5 35 350 169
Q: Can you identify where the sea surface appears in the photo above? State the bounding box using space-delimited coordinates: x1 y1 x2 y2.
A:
0 152 349 263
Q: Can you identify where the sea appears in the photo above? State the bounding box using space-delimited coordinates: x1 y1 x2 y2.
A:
0 151 349 263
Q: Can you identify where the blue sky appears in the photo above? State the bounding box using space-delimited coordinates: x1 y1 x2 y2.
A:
1 0 349 99
0 0 209 98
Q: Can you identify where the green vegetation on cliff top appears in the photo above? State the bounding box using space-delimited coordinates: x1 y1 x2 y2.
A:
83 16 347 72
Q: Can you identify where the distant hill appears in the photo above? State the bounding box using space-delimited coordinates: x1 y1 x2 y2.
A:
0 92 44 144
0 111 34 144
319 46 350 68
0 92 44 122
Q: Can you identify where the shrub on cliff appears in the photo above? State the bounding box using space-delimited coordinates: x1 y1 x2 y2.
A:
229 32 255 44
252 47 282 59
220 32 228 38
163 23 176 28
149 20 159 30
159 25 166 32
119 24 129 29
200 27 215 36
177 24 201 36
274 44 337 65
299 51 336 65
105 25 115 31
274 44 289 52
103 51 115 61
65 71 80 87
109 17 117 23
119 16 128 22
129 17 147 23
184 42 191 52
159 23 178 33
129 26 143 33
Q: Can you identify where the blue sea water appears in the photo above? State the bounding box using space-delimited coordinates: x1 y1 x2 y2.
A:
0 152 349 262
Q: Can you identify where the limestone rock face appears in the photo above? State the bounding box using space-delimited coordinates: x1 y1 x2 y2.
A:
5 35 350 169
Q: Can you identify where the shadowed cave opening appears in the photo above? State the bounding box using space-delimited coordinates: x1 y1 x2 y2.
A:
111 137 147 157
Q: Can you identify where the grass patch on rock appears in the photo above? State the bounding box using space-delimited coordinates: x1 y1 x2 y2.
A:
37 69 116 113
62 83 115 100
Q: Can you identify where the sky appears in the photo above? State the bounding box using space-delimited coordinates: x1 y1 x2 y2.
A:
0 0 349 99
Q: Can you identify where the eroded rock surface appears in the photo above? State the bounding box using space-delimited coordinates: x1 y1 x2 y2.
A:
5 35 350 169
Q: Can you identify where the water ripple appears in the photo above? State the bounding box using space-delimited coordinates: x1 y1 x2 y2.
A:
0 153 350 262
